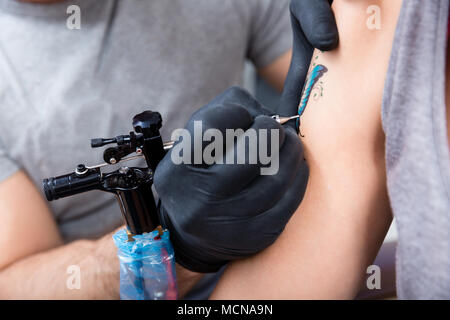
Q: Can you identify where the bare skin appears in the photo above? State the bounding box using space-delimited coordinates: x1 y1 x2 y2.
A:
260 50 292 92
211 0 403 299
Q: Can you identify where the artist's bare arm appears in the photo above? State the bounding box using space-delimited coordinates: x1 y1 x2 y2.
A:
259 50 292 93
211 0 402 299
0 171 201 299
0 171 119 299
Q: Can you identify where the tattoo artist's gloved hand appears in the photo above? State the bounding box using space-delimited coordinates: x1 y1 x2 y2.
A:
279 0 338 131
154 87 309 273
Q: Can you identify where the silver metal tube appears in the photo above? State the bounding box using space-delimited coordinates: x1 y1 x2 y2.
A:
271 114 300 125
163 141 175 151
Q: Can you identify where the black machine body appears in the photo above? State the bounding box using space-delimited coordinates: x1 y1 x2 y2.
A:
42 110 167 237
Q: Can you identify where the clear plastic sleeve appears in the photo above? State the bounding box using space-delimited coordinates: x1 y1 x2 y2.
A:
113 228 178 300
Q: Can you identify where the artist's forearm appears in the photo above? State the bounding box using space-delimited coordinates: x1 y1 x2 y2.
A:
0 233 119 299
0 232 204 299
259 50 292 92
176 265 204 298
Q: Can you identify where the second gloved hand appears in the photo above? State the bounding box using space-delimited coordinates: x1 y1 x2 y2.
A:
280 0 338 132
154 87 309 273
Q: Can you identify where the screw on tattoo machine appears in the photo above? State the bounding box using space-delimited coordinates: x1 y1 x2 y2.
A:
42 110 174 238
42 110 179 299
41 111 297 235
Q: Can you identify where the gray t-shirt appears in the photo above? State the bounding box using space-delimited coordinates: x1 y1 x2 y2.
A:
382 0 450 299
0 0 292 242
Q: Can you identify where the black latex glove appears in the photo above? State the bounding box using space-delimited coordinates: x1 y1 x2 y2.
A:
279 0 338 131
154 87 308 273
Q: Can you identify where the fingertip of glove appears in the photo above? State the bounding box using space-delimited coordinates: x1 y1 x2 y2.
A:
308 17 339 51
282 121 300 135
313 31 339 51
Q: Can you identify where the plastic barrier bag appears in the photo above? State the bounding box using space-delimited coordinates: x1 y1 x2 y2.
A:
113 228 178 300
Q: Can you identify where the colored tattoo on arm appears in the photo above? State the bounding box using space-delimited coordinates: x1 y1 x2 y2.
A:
297 55 328 136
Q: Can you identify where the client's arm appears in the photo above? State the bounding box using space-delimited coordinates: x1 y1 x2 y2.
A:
211 0 403 299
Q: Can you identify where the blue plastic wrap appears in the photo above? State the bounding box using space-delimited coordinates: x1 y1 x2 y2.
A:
113 228 178 300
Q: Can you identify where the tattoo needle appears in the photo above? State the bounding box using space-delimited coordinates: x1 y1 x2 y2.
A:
162 115 301 152
271 114 300 125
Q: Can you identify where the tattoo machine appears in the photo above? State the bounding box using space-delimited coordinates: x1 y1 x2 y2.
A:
42 110 177 300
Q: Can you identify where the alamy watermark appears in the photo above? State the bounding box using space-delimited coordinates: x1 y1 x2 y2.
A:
66 265 81 290
66 5 81 30
170 121 280 176
366 5 381 30
366 264 381 290
66 4 382 32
